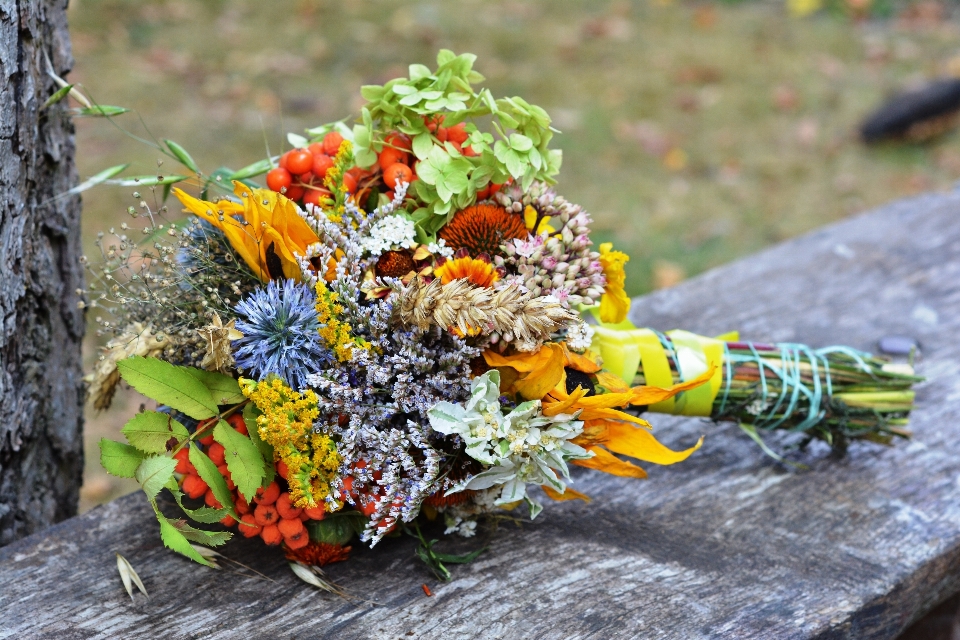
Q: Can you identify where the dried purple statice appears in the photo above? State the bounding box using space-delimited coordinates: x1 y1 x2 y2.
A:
306 298 478 544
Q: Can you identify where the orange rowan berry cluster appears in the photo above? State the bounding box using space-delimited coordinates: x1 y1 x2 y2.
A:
175 413 331 555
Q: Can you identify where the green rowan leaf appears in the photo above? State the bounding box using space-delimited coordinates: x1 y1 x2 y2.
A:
111 174 189 187
214 420 265 501
188 442 239 520
244 403 275 485
99 439 145 478
135 455 177 500
157 517 214 566
185 369 244 405
165 518 232 546
122 411 189 454
117 356 218 420
169 485 228 524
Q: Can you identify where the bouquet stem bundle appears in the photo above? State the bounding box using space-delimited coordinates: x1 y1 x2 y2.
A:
591 326 923 454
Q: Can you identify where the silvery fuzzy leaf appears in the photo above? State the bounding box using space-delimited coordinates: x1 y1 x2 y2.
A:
496 478 527 505
465 441 496 465
464 464 515 491
116 553 148 601
469 370 501 405
427 402 467 435
525 497 544 520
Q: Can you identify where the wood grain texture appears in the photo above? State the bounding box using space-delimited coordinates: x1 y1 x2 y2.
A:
2 191 959 639
0 0 85 545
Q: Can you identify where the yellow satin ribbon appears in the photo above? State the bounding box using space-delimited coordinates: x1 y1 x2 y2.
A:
590 323 736 417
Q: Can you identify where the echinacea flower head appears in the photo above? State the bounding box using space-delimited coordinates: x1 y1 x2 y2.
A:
174 181 320 282
598 242 630 324
438 204 528 257
232 279 329 389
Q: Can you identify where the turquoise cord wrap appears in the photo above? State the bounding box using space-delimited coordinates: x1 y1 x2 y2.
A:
715 343 878 433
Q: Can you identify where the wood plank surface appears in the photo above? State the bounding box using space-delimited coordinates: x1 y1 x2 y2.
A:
2 191 960 639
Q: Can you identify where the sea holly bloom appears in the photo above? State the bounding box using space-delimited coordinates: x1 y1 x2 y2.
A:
174 181 320 282
427 370 592 518
598 242 630 324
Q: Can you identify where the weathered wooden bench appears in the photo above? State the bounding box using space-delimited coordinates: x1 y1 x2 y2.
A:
2 191 958 639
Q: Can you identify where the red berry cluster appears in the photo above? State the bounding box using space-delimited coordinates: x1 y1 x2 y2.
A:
174 413 325 551
263 120 502 208
265 131 361 207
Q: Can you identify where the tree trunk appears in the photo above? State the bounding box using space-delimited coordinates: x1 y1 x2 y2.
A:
0 0 85 545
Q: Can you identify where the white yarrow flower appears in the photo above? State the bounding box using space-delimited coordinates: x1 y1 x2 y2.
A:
360 214 417 256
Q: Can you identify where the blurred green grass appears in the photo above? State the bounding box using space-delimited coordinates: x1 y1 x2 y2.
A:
69 0 960 508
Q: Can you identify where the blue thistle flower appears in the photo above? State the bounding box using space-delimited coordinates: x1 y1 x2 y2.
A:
232 279 330 390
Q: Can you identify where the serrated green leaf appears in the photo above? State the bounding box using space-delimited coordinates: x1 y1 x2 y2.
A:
99 439 145 478
244 403 275 485
73 105 130 117
135 455 177 500
164 139 199 173
185 369 244 405
214 420 265 501
169 485 228 524
44 84 73 108
229 157 274 181
122 411 189 454
166 518 232 546
158 517 214 566
117 357 218 420
188 442 239 519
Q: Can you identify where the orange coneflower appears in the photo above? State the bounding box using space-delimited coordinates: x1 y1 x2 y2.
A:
438 204 528 257
375 249 416 279
434 251 502 288
284 541 352 567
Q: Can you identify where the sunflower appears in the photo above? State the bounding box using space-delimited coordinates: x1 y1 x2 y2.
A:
434 251 501 288
598 242 630 324
438 204 528 257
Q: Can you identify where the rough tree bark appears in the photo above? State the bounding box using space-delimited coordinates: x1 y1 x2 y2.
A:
0 0 85 545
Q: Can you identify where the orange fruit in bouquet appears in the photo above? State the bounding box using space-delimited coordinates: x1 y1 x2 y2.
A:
322 131 344 155
383 163 413 189
286 149 313 176
266 167 292 193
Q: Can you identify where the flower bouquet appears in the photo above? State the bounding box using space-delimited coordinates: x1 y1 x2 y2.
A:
85 51 920 582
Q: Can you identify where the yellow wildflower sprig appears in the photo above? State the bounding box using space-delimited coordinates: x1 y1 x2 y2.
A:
323 140 355 223
315 280 370 362
241 377 340 509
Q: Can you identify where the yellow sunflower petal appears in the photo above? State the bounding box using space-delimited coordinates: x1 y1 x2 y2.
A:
573 446 647 479
579 419 703 465
541 485 591 503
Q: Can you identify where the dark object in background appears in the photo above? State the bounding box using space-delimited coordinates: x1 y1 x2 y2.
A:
861 78 960 143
